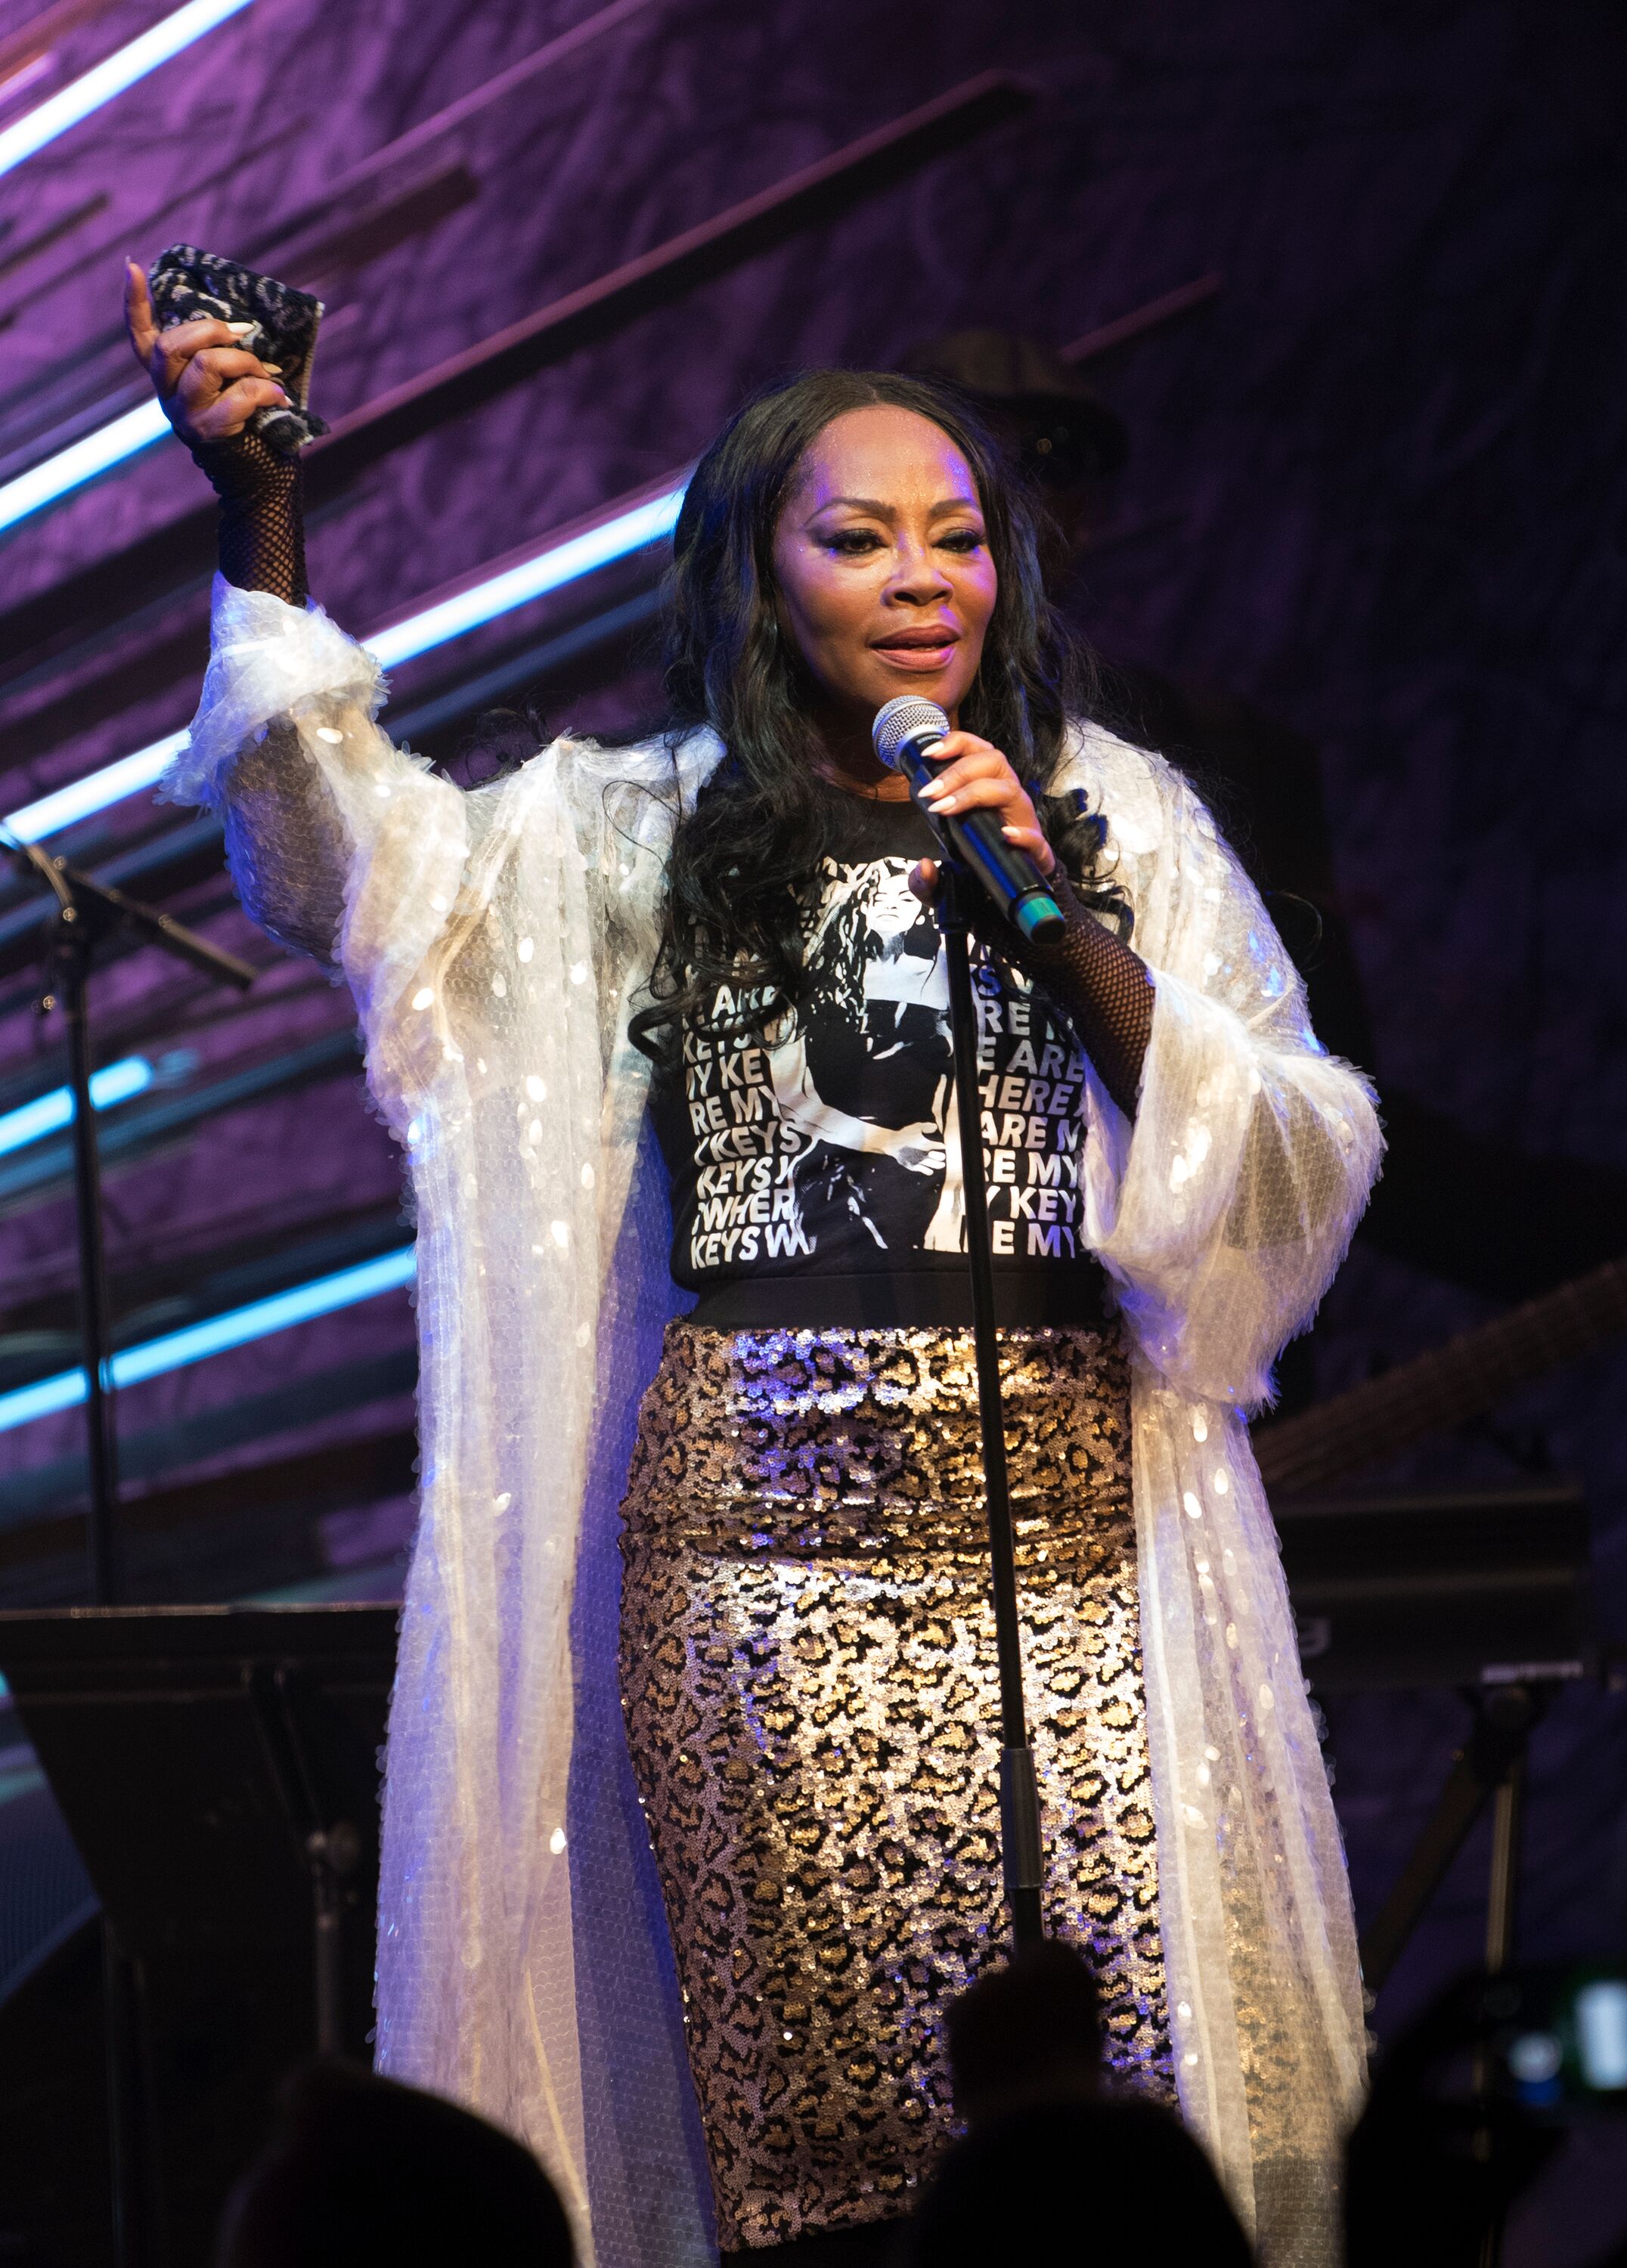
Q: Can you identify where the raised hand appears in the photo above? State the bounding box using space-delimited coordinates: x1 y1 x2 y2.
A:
122 257 289 450
904 729 1055 906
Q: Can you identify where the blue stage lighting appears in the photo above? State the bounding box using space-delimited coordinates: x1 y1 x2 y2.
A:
0 399 172 535
0 1243 417 1435
3 732 188 844
0 1056 153 1157
1 485 686 843
0 0 255 182
367 486 686 666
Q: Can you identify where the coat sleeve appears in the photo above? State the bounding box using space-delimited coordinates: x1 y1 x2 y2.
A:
166 576 472 1096
1076 737 1382 1408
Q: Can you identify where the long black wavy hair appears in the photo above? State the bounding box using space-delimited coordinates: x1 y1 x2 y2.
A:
628 368 1112 1058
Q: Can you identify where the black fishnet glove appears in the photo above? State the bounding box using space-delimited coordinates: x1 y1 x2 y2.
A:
975 863 1154 1120
191 429 308 607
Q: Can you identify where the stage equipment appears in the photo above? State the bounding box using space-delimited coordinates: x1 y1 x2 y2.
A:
1275 1481 1593 1693
931 860 1046 1951
1276 1477 1596 2268
0 1604 395 2268
0 831 254 1605
0 845 249 2268
874 693 1057 1949
873 695 1064 941
1272 1479 1593 1984
1254 1250 1627 1496
873 691 1112 1950
2 476 687 845
1356 1675 1572 2001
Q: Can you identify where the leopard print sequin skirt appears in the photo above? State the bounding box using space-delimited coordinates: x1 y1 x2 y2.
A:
617 1318 1173 2254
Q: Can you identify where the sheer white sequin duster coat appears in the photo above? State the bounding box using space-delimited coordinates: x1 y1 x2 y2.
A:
173 580 1382 2268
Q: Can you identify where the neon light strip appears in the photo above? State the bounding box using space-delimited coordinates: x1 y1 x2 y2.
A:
1 487 686 841
0 1055 152 1157
4 730 187 844
0 0 254 181
0 1244 416 1434
0 398 171 534
367 486 684 666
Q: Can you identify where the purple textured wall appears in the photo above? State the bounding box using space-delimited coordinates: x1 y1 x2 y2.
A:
2 1 1626 2247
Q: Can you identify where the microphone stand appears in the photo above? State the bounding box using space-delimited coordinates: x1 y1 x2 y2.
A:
0 828 253 2268
0 831 256 1603
935 860 1046 1954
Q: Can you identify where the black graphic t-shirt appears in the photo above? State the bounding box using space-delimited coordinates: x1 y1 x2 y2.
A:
648 795 1109 1328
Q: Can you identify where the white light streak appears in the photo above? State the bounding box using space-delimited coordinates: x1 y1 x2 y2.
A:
366 488 685 667
0 398 172 534
3 733 187 843
1 489 686 843
0 0 254 181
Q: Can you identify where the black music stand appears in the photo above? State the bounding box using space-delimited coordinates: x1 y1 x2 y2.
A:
1274 1477 1596 1990
0 1604 395 2268
1357 1668 1590 2001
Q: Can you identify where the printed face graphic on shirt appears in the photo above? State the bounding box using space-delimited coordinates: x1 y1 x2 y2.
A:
672 855 1089 1281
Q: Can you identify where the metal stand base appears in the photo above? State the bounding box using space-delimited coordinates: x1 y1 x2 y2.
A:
1359 1681 1545 1994
1359 1679 1554 2268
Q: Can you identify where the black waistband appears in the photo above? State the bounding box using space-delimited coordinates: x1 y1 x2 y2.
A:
683 1262 1114 1332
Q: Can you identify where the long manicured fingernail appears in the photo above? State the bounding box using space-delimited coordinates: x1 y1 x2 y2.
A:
261 363 284 374
226 321 256 336
931 794 958 811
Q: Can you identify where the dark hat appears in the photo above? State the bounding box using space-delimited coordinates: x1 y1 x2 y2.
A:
900 328 1130 482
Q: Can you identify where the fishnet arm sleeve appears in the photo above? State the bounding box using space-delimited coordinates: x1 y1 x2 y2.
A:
1018 863 1153 1118
191 431 308 606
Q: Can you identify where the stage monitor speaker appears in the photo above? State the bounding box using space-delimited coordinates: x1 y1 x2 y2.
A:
0 1603 396 2268
1275 1481 1593 1690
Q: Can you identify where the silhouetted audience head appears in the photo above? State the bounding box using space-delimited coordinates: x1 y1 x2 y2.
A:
215 2060 573 2266
946 1938 1104 2126
901 2098 1254 2266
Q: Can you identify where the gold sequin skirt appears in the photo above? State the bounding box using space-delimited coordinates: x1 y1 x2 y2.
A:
617 1318 1173 2254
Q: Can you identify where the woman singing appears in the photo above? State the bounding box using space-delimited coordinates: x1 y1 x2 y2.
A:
127 262 1379 2268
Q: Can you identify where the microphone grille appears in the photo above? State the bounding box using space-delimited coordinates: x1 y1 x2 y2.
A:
872 696 951 770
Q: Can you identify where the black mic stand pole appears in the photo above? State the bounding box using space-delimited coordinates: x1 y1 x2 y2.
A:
936 861 1046 1954
1 833 256 1602
0 828 253 2268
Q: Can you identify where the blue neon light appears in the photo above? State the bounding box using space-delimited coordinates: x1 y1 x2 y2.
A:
0 398 172 535
3 731 188 844
0 1056 153 1157
0 487 686 844
0 1244 417 1436
0 0 255 181
367 487 686 667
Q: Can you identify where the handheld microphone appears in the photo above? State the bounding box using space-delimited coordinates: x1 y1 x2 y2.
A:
872 697 1065 943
